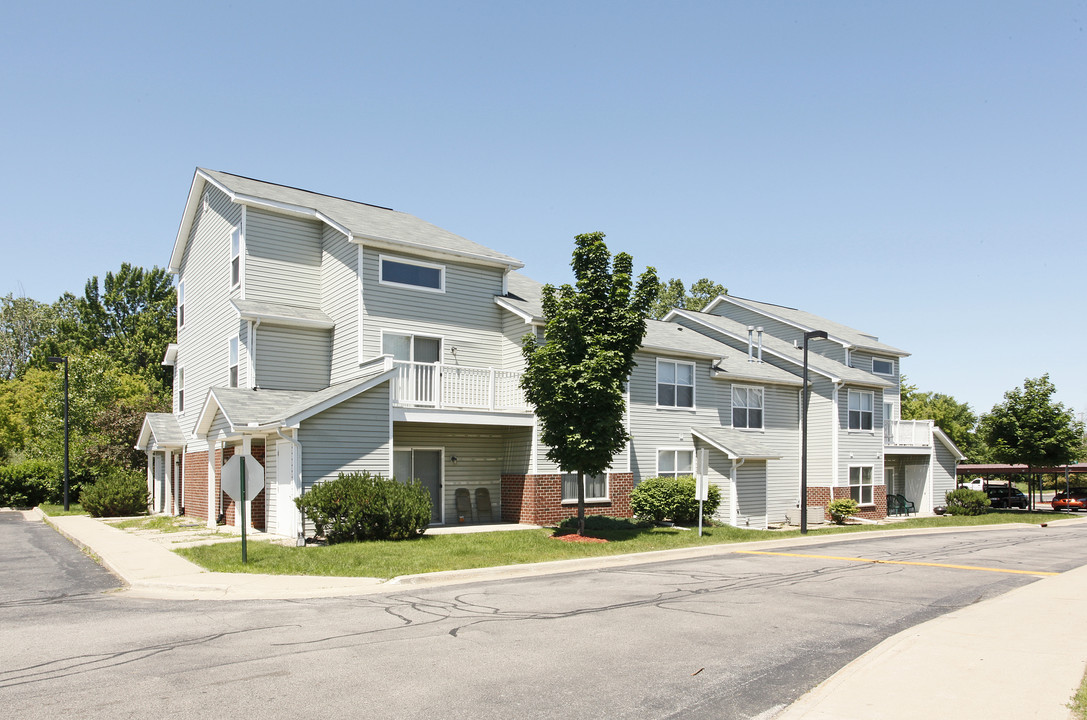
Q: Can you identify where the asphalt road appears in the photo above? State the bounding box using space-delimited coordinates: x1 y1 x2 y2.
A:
2 513 1084 720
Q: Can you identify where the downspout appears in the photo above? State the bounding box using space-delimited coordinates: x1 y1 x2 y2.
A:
730 458 745 527
277 427 305 546
248 319 261 389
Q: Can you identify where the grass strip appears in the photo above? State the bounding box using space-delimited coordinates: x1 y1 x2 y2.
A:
37 503 88 516
176 510 1066 579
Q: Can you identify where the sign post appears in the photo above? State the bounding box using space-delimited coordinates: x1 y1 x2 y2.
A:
220 454 266 565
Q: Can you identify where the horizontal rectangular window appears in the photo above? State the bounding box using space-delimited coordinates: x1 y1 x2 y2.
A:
657 359 694 408
732 385 764 429
848 390 873 430
850 466 874 505
562 473 608 502
380 256 445 291
872 357 894 375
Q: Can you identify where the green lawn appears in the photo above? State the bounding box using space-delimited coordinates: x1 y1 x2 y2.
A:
38 503 88 516
1071 668 1087 720
176 510 1066 579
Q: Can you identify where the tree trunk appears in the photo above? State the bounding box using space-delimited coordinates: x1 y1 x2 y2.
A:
577 470 586 536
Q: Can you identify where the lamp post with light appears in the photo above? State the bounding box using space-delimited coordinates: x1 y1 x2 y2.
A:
800 330 827 534
46 356 70 511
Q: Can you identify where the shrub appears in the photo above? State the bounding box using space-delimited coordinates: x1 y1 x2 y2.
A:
295 471 431 543
630 475 721 523
0 460 61 507
945 487 990 516
80 468 149 517
827 498 859 524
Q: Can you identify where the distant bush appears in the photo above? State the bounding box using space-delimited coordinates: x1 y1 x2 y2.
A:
827 498 859 524
630 475 721 523
945 488 990 516
80 468 149 517
0 460 61 508
295 471 431 543
556 515 652 532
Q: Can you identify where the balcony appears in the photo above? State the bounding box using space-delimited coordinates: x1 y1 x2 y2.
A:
885 419 933 448
391 360 530 413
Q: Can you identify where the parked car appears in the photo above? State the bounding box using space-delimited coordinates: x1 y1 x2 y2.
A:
985 486 1028 509
1051 490 1087 511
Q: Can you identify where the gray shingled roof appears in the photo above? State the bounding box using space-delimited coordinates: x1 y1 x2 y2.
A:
713 295 908 356
692 427 782 460
141 413 186 448
205 367 392 431
671 310 894 388
201 169 523 267
230 299 334 329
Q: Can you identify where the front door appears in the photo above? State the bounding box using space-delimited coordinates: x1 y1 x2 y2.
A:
905 463 929 512
394 448 443 524
275 440 299 538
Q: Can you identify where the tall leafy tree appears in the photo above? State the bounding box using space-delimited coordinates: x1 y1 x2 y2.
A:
900 376 988 461
521 232 658 535
981 374 1083 471
649 277 726 319
0 294 57 380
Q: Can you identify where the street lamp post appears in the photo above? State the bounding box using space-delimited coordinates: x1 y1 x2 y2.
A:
800 331 828 534
47 356 70 511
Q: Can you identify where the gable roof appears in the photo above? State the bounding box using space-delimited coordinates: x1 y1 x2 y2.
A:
193 366 395 437
668 309 894 388
933 427 967 461
171 169 524 274
704 295 908 357
135 413 185 450
230 299 335 329
692 427 783 460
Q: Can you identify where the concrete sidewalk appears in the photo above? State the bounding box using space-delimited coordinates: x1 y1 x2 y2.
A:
32 509 1087 719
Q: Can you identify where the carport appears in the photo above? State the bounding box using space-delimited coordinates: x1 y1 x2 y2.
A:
956 463 1087 510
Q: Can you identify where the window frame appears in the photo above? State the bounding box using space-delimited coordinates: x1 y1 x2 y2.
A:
228 336 239 388
847 389 874 431
176 367 185 413
177 280 186 329
849 465 875 505
561 472 609 503
656 358 696 410
230 227 242 290
732 384 765 430
379 254 446 293
872 356 895 376
381 331 444 363
656 448 695 479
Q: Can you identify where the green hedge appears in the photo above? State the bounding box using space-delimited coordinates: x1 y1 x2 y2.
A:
0 460 61 507
945 487 990 516
295 471 431 543
80 468 149 517
630 475 721 523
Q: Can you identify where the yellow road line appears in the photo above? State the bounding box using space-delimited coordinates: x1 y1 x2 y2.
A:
734 550 1059 577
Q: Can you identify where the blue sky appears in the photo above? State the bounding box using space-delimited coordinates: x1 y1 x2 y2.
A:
1 1 1084 418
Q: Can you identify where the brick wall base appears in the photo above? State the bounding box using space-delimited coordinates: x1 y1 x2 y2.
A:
181 443 267 530
807 485 887 521
501 473 633 526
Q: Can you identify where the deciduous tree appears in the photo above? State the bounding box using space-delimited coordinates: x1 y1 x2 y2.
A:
521 232 658 534
649 277 726 319
981 374 1083 469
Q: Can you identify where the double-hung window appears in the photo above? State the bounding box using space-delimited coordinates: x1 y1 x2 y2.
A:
230 228 242 289
657 449 694 479
849 466 874 505
228 337 239 388
657 359 694 408
732 385 764 429
562 473 608 502
177 280 185 329
379 255 445 292
848 390 873 430
176 367 184 413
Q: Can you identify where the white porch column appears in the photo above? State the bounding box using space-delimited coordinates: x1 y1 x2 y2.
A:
206 436 216 529
146 449 154 512
163 450 173 517
730 459 739 527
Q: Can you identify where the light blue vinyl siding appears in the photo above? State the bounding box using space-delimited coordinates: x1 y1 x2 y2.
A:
838 385 885 492
736 460 768 529
757 384 801 523
298 383 392 490
360 248 508 369
175 185 243 441
244 208 323 308
254 325 331 391
501 311 532 372
394 423 519 523
321 226 359 384
932 440 959 510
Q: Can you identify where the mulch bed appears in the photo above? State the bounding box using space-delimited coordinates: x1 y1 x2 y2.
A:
550 533 609 544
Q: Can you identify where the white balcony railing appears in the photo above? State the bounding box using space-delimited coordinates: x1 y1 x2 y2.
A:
885 419 933 447
391 360 530 412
